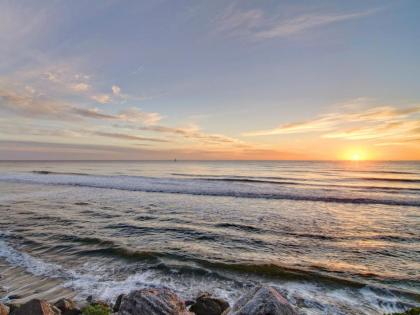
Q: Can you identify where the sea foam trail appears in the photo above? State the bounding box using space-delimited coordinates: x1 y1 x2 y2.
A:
0 173 418 207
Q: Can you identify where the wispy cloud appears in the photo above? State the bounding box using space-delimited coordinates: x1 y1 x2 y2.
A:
0 87 161 125
136 124 247 147
91 94 111 104
216 4 378 39
375 137 420 147
244 103 420 146
71 82 90 92
118 108 162 125
323 121 420 141
92 131 168 143
243 117 334 136
256 10 377 39
17 66 145 105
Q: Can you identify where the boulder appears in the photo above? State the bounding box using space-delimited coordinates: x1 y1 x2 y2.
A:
53 299 80 315
5 304 19 315
113 294 125 312
13 299 61 315
227 286 297 315
118 288 192 315
0 303 9 315
189 293 229 315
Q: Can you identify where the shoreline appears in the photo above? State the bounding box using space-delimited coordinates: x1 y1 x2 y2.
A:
1 248 419 314
1 284 419 315
1 255 419 315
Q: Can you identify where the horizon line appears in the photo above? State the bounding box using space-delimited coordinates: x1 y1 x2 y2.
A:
0 159 419 162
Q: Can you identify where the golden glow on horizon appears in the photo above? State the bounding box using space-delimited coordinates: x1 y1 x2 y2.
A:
340 148 370 161
350 152 362 161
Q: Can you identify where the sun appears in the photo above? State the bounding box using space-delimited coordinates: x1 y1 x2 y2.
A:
351 152 361 161
345 149 368 161
340 148 369 161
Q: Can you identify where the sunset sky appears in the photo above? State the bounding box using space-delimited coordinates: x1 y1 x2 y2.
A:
0 0 419 160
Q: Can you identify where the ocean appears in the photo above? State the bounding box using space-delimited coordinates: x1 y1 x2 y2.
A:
0 160 419 314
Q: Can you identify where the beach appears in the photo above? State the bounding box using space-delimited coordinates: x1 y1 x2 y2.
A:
0 160 419 314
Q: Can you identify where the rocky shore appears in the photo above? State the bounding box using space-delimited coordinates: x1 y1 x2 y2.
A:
0 285 418 315
0 285 299 315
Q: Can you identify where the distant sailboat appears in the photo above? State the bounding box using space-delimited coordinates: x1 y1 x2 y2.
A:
174 158 177 162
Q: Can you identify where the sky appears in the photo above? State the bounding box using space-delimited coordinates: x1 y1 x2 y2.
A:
0 0 419 160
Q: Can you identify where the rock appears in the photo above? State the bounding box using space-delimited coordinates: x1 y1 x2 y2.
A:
6 295 21 301
54 299 80 315
0 303 9 315
190 293 229 315
118 288 192 315
113 294 125 312
5 304 19 315
227 286 297 315
13 299 61 315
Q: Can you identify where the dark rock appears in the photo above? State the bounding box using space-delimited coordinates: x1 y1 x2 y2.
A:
6 295 21 301
118 287 192 315
0 303 9 315
227 286 297 315
185 300 195 307
13 299 61 315
53 299 74 312
113 294 125 312
5 304 19 315
53 299 80 315
190 293 229 315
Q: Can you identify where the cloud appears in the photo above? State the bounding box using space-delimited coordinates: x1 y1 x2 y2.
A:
70 107 116 120
243 117 334 136
256 10 377 39
91 94 111 104
44 71 60 83
71 82 90 92
92 131 168 143
136 124 247 147
216 4 378 39
374 138 420 147
0 87 162 125
245 105 420 136
112 85 121 95
0 88 69 119
117 107 162 125
244 104 420 146
323 120 420 140
216 4 263 37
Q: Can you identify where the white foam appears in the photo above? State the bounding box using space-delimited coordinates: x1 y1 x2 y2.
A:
0 238 238 304
0 239 65 277
0 172 417 206
0 238 415 314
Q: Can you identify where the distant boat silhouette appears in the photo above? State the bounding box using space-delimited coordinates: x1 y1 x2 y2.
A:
174 158 177 162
